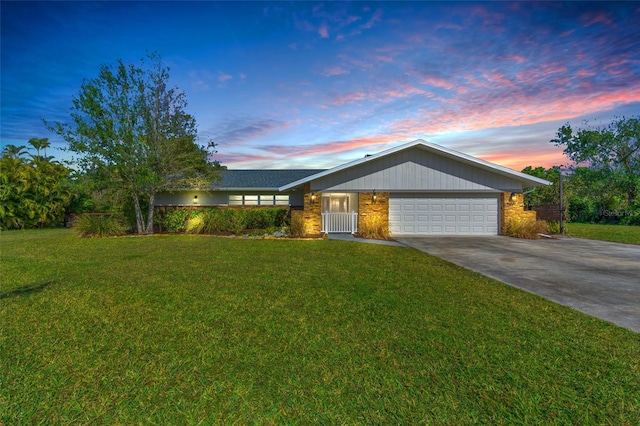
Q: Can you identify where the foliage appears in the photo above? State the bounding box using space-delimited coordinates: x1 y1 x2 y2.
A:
155 208 198 233
0 139 73 230
503 216 549 239
2 229 639 424
289 213 305 237
228 209 247 235
546 220 560 234
358 214 389 239
521 166 560 208
48 53 221 235
163 208 288 235
522 164 638 225
566 223 640 245
551 116 640 207
72 214 126 238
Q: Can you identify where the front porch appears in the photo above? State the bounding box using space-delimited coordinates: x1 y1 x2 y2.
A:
321 212 359 234
292 184 389 236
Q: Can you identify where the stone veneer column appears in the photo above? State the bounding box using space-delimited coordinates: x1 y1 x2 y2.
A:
357 192 389 234
500 192 537 235
302 182 322 236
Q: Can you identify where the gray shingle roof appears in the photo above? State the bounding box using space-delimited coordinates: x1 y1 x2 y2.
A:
214 169 326 190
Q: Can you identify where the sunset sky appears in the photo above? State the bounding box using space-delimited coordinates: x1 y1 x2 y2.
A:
2 1 639 171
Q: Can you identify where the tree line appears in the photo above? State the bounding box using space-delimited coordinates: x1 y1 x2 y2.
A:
523 117 639 225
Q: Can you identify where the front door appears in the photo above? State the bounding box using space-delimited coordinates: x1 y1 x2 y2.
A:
321 193 358 233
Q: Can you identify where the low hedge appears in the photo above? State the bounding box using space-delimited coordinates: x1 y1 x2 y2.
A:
155 207 288 234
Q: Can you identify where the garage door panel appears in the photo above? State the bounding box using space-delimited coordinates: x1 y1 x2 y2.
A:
389 195 498 235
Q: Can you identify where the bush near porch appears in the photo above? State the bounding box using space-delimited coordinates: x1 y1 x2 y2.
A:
154 207 288 234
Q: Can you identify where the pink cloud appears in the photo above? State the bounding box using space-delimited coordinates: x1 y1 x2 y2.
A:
388 87 640 140
264 134 401 158
318 24 329 38
480 148 566 171
576 69 596 77
468 5 506 28
581 11 614 27
374 55 394 64
508 55 526 64
515 63 567 85
218 72 233 83
331 82 433 106
361 8 382 30
323 66 349 77
482 71 514 87
419 76 455 91
332 91 369 105
381 83 431 100
435 22 463 31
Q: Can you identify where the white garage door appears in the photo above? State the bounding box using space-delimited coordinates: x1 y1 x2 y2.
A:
389 194 499 235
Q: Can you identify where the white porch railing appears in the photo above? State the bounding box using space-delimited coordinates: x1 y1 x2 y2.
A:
321 212 358 234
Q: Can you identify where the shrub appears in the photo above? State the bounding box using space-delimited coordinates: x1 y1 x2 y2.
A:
159 207 289 235
155 208 198 233
243 208 288 229
73 214 126 238
504 216 549 239
229 209 248 235
546 220 560 234
290 213 305 237
185 213 205 234
358 214 389 240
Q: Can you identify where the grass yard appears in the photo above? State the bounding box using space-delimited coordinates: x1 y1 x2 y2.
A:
565 223 640 245
1 229 639 424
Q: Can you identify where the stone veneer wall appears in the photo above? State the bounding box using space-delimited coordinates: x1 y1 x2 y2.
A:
500 192 536 235
299 182 322 235
357 192 389 234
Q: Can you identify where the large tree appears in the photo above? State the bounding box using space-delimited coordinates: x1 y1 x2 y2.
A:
551 116 639 207
50 54 220 234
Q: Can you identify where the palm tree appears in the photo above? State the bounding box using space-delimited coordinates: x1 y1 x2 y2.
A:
28 137 50 158
2 144 28 159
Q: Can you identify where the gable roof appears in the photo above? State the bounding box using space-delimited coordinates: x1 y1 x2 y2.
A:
215 169 326 191
279 139 551 191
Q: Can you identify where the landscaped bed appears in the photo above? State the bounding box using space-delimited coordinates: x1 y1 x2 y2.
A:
1 229 639 424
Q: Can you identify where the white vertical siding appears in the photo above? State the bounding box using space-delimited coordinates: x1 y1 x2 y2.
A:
311 147 523 192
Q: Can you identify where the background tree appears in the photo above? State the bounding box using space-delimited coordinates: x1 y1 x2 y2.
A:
551 116 639 207
521 166 560 209
0 139 73 230
49 54 221 234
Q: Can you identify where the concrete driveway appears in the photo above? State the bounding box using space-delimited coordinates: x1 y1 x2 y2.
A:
396 236 640 333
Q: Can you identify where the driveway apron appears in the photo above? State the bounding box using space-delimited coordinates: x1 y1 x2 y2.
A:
396 236 640 333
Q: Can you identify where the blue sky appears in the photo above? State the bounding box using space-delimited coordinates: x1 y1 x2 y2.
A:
2 1 639 171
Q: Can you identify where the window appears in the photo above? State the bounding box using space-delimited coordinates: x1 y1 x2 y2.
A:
260 195 275 205
228 194 289 206
244 195 259 205
229 195 243 206
275 195 289 206
322 194 349 213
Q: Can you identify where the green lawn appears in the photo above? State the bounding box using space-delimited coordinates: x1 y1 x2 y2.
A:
2 229 639 424
565 223 640 245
